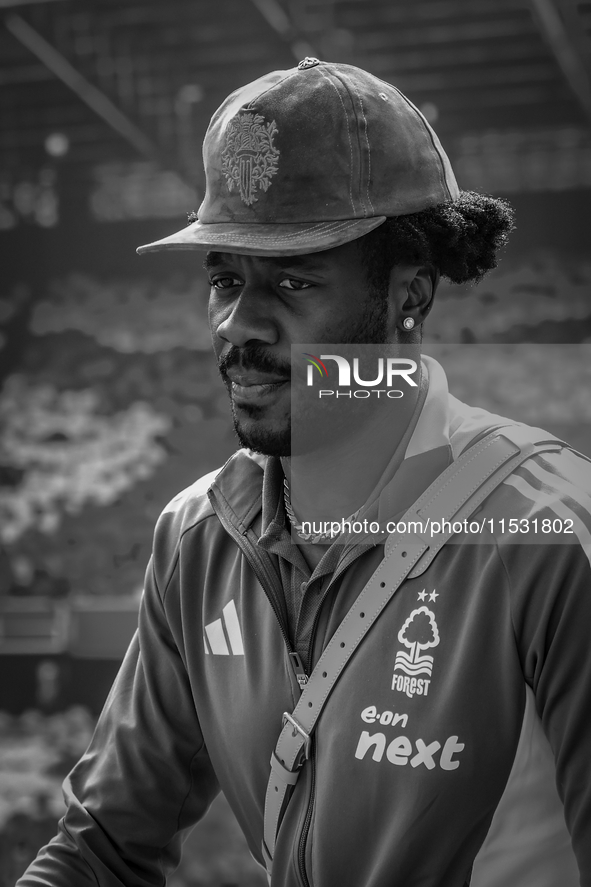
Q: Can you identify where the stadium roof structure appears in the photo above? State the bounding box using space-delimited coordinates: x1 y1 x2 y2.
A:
1 0 590 214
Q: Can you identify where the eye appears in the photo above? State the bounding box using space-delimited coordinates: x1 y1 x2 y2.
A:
210 275 242 289
278 278 313 291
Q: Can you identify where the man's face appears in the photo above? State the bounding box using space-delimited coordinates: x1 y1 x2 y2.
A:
206 241 398 456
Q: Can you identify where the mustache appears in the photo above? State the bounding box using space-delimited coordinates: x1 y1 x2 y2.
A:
218 346 292 379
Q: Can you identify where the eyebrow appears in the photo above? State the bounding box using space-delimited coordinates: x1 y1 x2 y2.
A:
203 251 226 271
203 251 328 272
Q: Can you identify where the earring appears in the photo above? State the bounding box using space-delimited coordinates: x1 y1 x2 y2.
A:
402 317 415 331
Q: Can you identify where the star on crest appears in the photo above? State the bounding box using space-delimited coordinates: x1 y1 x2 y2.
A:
429 589 439 602
417 589 427 601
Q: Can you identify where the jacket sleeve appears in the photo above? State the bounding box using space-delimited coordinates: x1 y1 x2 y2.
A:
16 554 220 887
500 531 591 885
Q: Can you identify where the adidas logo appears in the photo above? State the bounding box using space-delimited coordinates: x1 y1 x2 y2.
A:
204 599 244 655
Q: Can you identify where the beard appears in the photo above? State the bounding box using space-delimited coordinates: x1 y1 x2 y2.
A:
218 291 389 457
232 402 291 457
218 344 292 457
339 287 389 346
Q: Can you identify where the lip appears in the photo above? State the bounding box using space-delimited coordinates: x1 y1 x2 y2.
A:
227 372 289 403
227 371 288 386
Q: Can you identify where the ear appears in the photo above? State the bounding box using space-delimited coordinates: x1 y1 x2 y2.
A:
386 264 439 338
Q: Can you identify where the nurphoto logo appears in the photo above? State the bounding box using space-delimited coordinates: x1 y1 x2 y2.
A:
302 352 418 399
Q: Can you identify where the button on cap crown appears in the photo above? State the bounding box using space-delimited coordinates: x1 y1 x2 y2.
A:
297 57 320 70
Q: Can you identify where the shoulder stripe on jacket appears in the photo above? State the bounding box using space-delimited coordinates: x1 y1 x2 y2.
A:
523 459 591 521
503 472 591 566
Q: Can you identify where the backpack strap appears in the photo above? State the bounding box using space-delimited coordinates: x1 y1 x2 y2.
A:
262 425 566 878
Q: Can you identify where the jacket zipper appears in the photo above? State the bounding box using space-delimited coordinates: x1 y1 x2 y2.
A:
295 573 345 887
289 651 309 691
297 752 315 887
296 544 378 887
210 490 316 883
296 590 341 887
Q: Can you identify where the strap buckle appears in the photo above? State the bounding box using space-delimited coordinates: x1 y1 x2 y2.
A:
282 711 311 761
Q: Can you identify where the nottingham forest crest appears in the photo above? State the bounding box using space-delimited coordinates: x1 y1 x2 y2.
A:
221 113 280 206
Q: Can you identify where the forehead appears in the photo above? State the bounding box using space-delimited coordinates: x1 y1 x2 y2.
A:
203 243 363 273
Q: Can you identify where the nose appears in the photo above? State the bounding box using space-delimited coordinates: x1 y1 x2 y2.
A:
212 289 279 348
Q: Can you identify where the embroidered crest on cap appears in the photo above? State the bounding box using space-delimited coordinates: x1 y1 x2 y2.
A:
221 112 280 207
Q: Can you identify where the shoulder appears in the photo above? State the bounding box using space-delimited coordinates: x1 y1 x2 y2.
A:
455 417 591 524
481 437 591 575
501 443 591 520
157 467 221 535
149 468 222 592
161 466 222 516
151 448 266 584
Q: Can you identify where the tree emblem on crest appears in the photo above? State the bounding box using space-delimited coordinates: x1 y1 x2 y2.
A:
394 606 440 677
221 112 280 206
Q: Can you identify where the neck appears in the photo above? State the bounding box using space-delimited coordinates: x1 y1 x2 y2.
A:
282 380 421 524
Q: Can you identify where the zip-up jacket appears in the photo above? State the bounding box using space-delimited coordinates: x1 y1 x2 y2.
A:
18 356 591 887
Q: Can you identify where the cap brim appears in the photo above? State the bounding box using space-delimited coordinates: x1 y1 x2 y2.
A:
136 217 387 257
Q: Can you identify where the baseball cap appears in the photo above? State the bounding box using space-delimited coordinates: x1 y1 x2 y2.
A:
137 58 459 257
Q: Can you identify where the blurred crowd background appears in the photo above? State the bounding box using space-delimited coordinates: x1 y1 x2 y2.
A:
1 0 590 884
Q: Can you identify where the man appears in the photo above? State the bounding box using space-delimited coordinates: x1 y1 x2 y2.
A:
19 60 590 887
